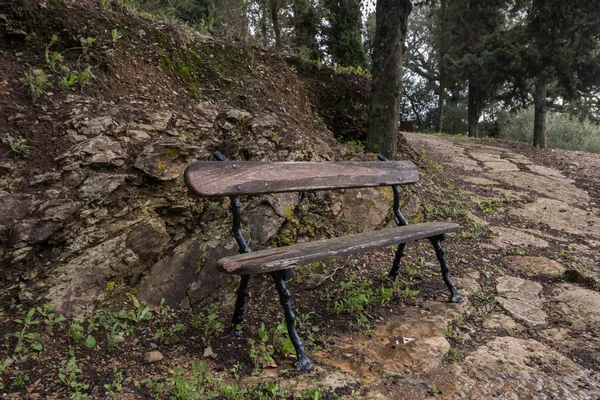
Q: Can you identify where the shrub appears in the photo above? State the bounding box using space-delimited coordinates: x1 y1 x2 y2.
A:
500 108 600 154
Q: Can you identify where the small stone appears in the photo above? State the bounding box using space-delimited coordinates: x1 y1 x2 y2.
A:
144 351 164 363
150 343 159 349
203 346 213 358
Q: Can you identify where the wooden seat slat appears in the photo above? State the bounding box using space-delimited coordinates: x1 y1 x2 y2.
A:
184 161 419 197
218 222 459 275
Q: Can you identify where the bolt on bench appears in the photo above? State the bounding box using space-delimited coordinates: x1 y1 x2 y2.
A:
184 152 463 371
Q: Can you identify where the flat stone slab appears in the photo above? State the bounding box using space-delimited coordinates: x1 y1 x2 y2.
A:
551 283 600 330
510 198 600 239
449 337 600 398
314 300 470 383
482 313 520 331
496 276 547 326
487 226 548 249
526 164 568 179
484 171 590 205
484 160 519 172
469 152 501 162
503 256 566 277
461 176 498 186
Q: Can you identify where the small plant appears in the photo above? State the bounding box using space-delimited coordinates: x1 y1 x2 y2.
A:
300 387 325 400
460 224 485 239
475 292 491 302
250 323 275 375
59 73 78 90
2 134 29 158
445 347 461 362
100 0 113 9
550 250 567 260
10 371 29 389
514 248 527 256
58 349 89 398
79 37 97 54
442 325 454 337
37 302 67 335
478 199 497 215
270 321 294 357
289 64 297 72
191 304 224 347
77 66 95 88
26 69 51 99
12 308 42 354
429 384 441 397
103 367 124 396
110 29 122 42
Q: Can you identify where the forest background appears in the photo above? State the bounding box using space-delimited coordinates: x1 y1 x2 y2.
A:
128 0 600 154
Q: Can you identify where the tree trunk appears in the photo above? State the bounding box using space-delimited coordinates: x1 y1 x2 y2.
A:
467 80 478 138
269 0 282 51
533 83 548 148
366 0 413 160
437 0 447 132
437 79 445 132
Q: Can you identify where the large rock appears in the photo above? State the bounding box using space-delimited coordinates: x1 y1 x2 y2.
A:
187 239 239 303
485 171 590 205
0 193 37 234
78 174 127 201
134 140 204 180
339 188 392 232
245 204 285 246
56 135 126 167
137 239 208 307
125 218 170 263
450 337 600 398
510 198 600 240
550 283 600 330
502 256 566 277
486 226 548 250
315 300 470 383
47 235 136 315
496 276 546 326
9 200 80 247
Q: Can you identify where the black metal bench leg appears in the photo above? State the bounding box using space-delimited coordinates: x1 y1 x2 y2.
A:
429 235 463 303
388 243 406 279
271 271 314 371
230 275 250 335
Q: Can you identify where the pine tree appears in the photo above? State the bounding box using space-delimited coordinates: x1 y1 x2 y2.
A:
323 0 367 68
292 0 322 59
523 0 600 147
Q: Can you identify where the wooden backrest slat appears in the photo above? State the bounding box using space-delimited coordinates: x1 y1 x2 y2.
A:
184 161 419 197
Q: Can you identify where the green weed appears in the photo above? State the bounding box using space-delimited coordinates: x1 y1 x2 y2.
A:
110 29 122 42
2 134 29 158
58 349 89 398
191 304 224 347
26 69 51 98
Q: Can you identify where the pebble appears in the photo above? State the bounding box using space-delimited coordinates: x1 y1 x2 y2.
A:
143 351 164 363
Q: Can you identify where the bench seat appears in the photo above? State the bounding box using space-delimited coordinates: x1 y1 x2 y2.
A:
218 222 460 275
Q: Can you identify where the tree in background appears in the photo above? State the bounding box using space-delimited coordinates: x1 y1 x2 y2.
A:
366 0 413 159
292 0 322 60
444 0 508 138
521 0 600 148
323 0 367 68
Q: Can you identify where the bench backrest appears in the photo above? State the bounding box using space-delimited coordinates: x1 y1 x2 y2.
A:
184 161 419 197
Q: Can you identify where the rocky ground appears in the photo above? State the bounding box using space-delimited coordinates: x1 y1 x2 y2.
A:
1 1 600 398
287 133 600 399
2 132 599 399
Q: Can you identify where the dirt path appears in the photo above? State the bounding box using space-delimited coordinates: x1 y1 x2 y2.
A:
279 133 600 399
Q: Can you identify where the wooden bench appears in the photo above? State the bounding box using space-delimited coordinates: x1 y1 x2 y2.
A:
184 152 463 371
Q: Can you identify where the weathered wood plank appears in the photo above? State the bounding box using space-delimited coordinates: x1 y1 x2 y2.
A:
218 222 459 275
184 161 419 197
